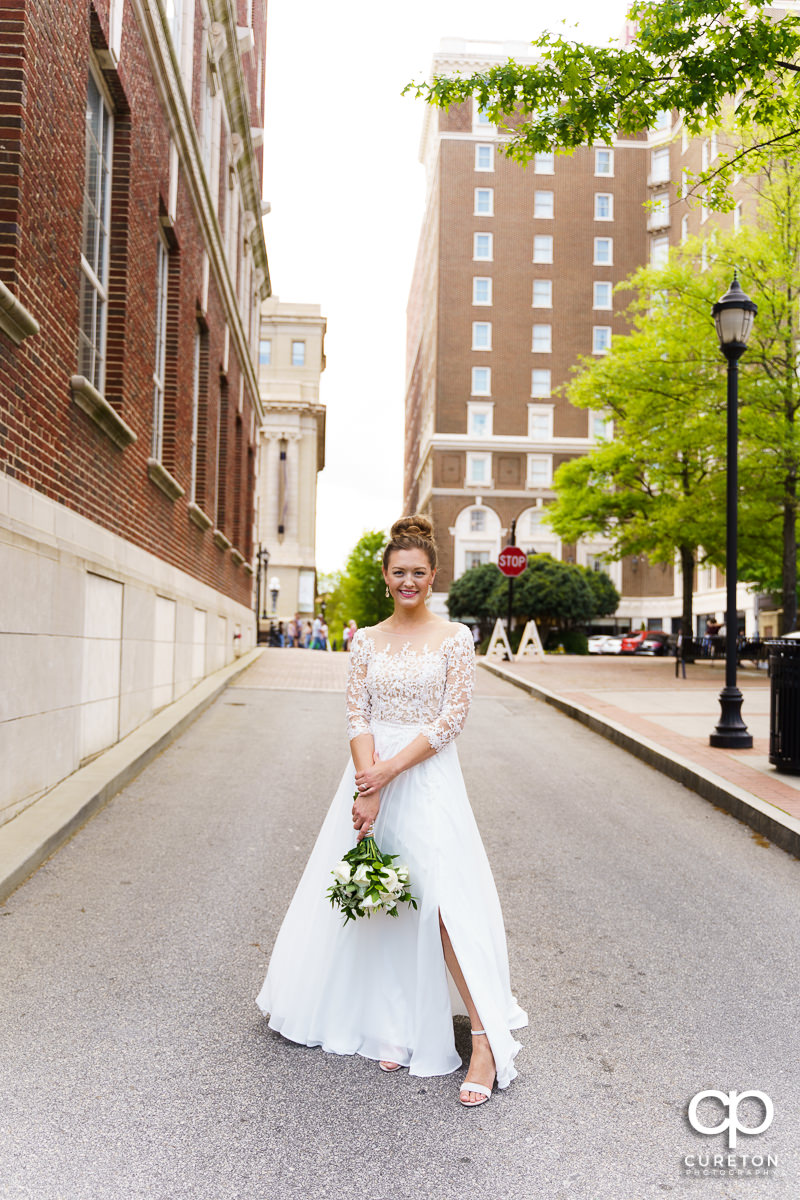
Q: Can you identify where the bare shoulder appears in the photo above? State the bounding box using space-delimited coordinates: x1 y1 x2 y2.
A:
440 620 474 644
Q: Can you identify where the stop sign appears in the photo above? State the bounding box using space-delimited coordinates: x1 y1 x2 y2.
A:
498 546 527 577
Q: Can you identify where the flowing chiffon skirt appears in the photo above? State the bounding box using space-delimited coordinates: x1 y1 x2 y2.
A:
256 719 528 1088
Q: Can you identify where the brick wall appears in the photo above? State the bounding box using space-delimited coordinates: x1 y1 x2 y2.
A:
0 0 267 610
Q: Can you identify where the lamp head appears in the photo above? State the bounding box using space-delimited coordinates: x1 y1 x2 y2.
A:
712 272 757 352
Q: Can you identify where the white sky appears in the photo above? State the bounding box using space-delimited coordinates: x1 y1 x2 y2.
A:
262 0 630 574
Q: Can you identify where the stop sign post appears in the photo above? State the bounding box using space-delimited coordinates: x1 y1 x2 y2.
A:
498 546 527 577
498 522 525 655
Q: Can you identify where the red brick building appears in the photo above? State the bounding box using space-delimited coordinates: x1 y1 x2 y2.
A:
405 38 759 635
0 0 269 820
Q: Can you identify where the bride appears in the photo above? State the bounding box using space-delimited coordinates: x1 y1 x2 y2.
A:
256 515 527 1107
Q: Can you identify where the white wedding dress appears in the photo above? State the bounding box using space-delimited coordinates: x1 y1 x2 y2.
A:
255 622 528 1088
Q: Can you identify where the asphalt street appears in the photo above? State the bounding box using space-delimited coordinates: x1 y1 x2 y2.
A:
1 660 798 1200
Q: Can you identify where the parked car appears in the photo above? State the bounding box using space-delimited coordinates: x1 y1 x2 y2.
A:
588 634 615 654
636 630 672 656
620 630 648 653
588 634 626 654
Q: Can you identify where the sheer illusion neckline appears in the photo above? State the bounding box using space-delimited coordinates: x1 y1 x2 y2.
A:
362 627 463 657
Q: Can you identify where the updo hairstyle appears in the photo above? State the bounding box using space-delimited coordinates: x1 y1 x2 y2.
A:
382 514 437 571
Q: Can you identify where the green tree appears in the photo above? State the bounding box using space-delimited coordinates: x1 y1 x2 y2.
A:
579 565 621 619
446 562 502 626
546 252 727 638
406 0 800 209
334 530 393 630
546 158 800 633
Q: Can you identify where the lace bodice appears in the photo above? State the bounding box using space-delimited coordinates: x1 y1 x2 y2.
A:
346 623 475 753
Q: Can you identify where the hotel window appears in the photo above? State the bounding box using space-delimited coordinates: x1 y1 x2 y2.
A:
650 146 670 184
291 340 305 366
733 201 743 232
473 232 493 261
534 191 554 218
532 324 552 353
592 413 613 441
679 168 689 199
534 151 554 173
533 235 553 263
465 550 490 569
652 109 671 132
532 279 552 308
466 452 491 485
471 366 491 396
473 276 492 305
164 0 182 51
528 405 553 440
710 130 718 160
475 144 493 171
468 403 493 437
259 338 271 366
701 140 709 171
152 234 170 459
527 454 552 488
595 148 614 176
593 281 612 309
472 321 492 350
681 214 689 242
79 71 114 393
470 508 487 532
594 193 613 220
650 192 669 227
474 187 494 216
651 235 669 267
531 369 551 397
475 102 492 127
593 237 613 265
592 326 612 355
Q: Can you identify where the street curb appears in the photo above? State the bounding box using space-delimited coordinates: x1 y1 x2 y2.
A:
479 658 800 859
0 648 263 904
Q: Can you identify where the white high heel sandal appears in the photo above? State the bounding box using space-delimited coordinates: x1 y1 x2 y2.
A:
459 1029 495 1108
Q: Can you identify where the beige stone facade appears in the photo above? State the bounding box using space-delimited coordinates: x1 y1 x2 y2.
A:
256 299 326 629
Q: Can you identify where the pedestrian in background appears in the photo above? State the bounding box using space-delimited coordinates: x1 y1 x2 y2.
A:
310 614 323 650
344 619 357 651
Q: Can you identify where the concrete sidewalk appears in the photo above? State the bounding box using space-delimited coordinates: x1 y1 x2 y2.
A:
480 653 800 857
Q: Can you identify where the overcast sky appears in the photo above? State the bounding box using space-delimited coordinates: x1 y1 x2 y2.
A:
262 0 631 574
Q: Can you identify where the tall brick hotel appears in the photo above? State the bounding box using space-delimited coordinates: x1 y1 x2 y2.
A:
405 38 756 636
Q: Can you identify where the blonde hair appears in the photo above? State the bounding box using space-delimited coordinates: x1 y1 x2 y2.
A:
382 514 437 571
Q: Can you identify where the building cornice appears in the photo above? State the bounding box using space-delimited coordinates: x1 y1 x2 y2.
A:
0 279 39 345
425 433 592 455
208 0 270 294
132 0 267 422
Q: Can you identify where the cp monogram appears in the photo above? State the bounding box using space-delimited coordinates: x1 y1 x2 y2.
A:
688 1090 774 1149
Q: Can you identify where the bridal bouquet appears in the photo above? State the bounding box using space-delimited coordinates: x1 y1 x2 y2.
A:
327 794 417 925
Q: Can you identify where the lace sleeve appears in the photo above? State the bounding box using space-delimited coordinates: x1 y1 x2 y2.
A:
420 625 475 753
346 629 372 739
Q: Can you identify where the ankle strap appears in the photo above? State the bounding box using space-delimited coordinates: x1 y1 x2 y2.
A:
470 1028 486 1035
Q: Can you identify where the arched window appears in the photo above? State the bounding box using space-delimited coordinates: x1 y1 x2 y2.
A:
516 507 561 560
452 504 502 578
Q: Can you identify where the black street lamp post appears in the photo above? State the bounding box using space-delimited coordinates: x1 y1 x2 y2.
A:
255 546 270 643
709 273 757 749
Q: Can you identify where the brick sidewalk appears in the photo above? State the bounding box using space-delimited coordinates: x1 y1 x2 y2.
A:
485 654 800 829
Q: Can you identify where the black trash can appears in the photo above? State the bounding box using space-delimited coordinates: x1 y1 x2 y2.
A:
769 641 800 773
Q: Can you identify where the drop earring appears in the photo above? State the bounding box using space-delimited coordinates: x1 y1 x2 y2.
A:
427 585 432 598
385 586 390 598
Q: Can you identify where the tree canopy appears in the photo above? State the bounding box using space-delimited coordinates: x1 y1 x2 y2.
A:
546 156 800 632
327 530 392 632
406 0 800 208
447 554 619 630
